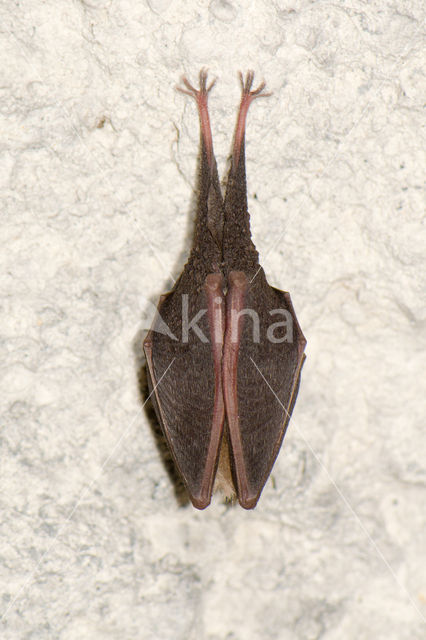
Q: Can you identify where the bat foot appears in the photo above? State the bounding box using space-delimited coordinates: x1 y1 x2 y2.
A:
232 72 271 168
238 70 272 100
176 68 216 99
177 69 216 169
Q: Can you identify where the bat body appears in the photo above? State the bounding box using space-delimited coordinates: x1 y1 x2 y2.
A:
144 71 306 509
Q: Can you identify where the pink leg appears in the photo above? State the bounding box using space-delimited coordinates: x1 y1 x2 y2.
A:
233 71 271 168
177 69 216 169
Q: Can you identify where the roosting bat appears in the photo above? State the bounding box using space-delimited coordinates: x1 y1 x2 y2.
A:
144 70 306 509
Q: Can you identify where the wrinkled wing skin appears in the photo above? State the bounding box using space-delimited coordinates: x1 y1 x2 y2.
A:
144 274 225 509
224 269 306 508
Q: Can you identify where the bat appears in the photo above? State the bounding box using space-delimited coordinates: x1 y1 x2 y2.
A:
144 70 306 509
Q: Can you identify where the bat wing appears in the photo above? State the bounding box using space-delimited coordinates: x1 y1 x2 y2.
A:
220 73 306 508
144 274 225 509
223 270 306 509
144 71 227 509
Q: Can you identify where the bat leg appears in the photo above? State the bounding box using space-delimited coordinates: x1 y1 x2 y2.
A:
177 68 216 170
233 71 271 168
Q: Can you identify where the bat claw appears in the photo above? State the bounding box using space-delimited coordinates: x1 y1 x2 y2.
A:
176 68 217 99
238 70 272 99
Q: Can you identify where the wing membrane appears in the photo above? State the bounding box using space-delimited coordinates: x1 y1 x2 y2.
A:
223 270 306 508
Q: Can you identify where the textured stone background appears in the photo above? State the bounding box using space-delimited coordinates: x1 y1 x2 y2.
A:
1 1 425 638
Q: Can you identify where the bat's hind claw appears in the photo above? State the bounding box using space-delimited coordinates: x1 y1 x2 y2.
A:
238 70 271 99
177 68 216 98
